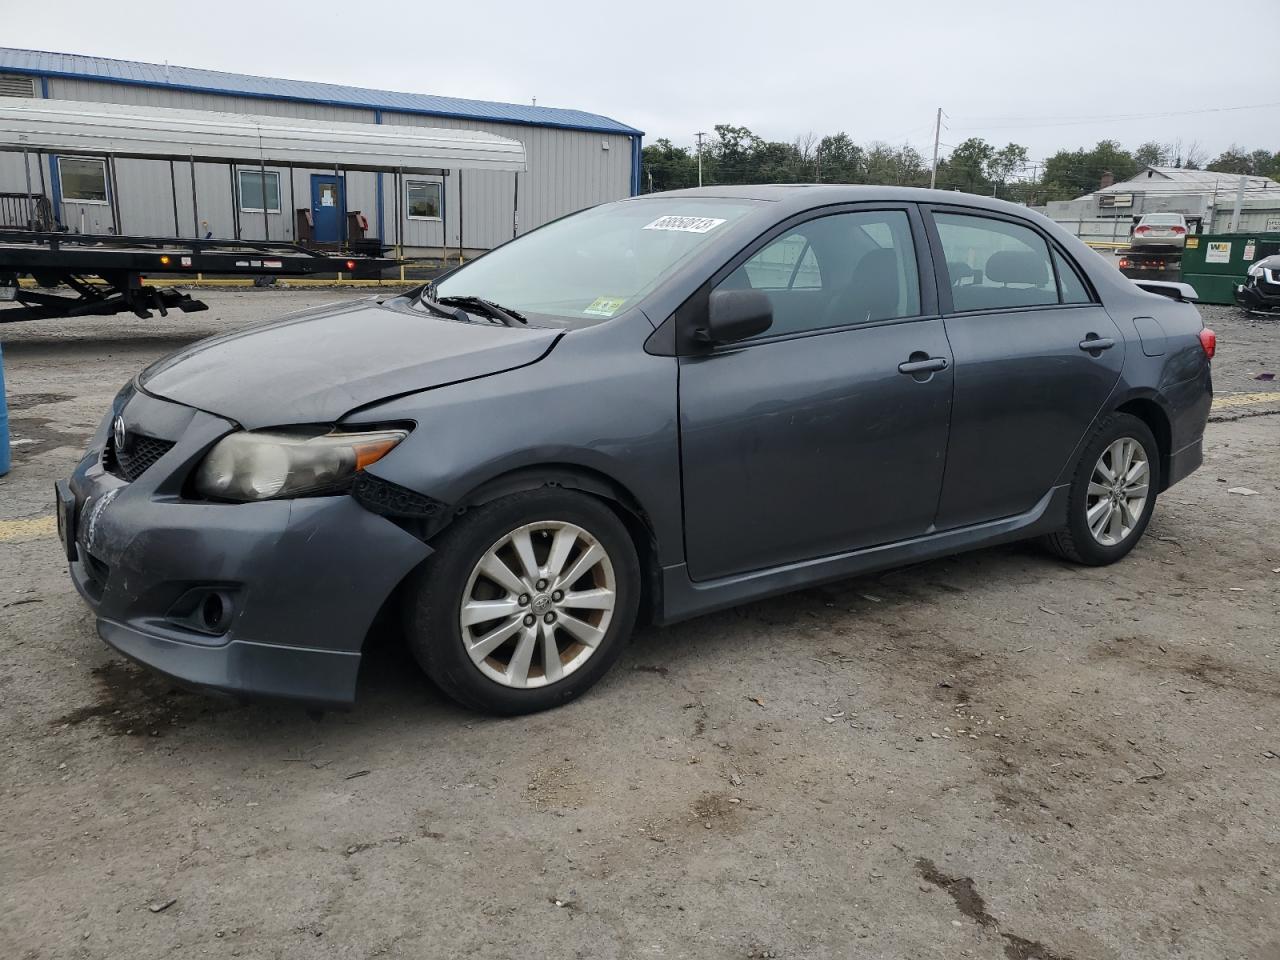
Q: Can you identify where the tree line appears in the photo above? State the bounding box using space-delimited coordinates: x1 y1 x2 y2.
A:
641 124 1280 204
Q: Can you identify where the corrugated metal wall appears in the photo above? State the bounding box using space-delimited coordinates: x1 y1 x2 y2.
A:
380 112 633 251
2 76 634 252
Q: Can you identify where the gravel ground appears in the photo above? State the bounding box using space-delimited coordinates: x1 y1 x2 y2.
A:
1 292 1277 960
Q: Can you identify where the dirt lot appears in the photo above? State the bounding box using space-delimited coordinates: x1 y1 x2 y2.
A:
1 291 1277 960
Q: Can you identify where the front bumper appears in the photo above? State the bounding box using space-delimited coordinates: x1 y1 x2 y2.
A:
62 388 431 707
1235 281 1280 312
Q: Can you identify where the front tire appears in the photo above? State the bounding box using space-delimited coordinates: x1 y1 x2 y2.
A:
1044 412 1161 566
403 489 640 715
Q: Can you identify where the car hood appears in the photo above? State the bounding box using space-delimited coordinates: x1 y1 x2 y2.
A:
139 297 562 428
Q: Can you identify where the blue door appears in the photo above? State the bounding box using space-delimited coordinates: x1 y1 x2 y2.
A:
310 174 344 243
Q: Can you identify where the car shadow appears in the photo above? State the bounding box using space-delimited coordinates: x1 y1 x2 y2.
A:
59 537 1087 749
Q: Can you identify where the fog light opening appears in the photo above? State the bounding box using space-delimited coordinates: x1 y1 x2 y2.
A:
200 592 228 632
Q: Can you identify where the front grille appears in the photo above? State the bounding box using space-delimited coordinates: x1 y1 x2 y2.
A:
103 433 175 482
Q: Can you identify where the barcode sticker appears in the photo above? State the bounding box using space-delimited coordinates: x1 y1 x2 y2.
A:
643 215 726 234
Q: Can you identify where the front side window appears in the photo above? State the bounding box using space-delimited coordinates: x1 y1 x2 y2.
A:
407 180 442 220
238 171 281 213
935 213 1058 312
716 210 921 339
432 198 760 322
742 233 822 290
58 157 108 204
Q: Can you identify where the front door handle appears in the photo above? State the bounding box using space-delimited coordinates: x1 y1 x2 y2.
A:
898 356 949 375
1079 335 1116 353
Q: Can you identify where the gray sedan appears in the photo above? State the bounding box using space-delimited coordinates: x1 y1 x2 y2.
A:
59 186 1215 714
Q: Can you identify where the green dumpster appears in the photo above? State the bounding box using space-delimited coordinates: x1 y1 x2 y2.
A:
1181 231 1280 305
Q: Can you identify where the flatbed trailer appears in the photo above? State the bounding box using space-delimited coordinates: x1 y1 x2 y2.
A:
1116 247 1183 283
0 230 395 322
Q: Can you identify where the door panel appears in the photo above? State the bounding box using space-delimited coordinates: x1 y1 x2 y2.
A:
936 304 1124 529
680 319 953 581
311 175 342 243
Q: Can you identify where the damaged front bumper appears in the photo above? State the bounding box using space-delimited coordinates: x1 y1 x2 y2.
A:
1235 280 1280 313
60 387 431 707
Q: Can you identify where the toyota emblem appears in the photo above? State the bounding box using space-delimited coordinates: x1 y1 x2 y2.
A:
112 415 127 452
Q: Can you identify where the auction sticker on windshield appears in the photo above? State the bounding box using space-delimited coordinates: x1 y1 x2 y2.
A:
643 216 727 234
584 296 627 317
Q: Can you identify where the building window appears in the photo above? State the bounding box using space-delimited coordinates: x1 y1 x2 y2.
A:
238 170 281 213
406 180 442 220
57 157 108 204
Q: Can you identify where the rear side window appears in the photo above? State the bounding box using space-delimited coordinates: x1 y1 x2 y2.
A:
935 213 1058 312
718 210 921 339
1053 249 1093 304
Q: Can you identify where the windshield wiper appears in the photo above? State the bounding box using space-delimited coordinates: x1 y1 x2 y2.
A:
436 295 528 326
410 282 473 322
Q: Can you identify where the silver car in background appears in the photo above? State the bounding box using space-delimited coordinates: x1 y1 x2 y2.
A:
1131 212 1189 249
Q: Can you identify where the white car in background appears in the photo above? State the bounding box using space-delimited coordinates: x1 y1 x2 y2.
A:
1131 213 1189 249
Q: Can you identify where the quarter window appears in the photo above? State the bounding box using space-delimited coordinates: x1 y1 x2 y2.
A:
717 210 921 339
406 180 443 220
57 157 108 204
1053 248 1093 304
238 170 281 213
935 213 1058 312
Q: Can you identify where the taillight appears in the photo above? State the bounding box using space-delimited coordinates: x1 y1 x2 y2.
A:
1199 328 1216 360
1118 257 1130 268
1135 225 1150 235
1171 226 1186 234
345 260 357 271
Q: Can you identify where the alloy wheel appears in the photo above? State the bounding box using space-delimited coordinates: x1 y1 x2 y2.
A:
458 521 617 689
1085 437 1150 547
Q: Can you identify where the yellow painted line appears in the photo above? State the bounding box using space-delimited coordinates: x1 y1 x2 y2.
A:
1212 391 1280 410
0 514 57 542
1084 240 1131 250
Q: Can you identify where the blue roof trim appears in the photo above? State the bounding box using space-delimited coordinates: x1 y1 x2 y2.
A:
0 47 644 137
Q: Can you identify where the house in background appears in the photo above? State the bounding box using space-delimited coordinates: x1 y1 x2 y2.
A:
1047 167 1280 243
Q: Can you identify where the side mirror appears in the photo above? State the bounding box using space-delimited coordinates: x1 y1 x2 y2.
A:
696 290 773 345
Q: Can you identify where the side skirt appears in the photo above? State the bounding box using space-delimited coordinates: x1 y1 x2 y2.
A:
655 485 1069 625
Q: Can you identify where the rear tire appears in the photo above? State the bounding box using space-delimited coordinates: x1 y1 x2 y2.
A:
1044 412 1160 566
403 489 640 715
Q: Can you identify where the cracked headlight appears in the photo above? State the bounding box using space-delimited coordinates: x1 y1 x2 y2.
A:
194 427 408 501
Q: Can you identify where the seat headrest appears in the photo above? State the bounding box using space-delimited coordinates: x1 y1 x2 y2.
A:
855 247 899 275
986 250 1049 287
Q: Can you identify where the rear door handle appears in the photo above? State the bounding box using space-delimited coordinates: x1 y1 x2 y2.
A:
1079 335 1115 353
898 356 949 374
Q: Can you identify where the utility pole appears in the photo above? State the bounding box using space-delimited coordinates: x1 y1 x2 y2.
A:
815 141 822 183
695 131 707 188
1229 175 1246 232
929 107 942 189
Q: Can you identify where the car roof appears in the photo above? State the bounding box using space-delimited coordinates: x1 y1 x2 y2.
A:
642 184 1039 219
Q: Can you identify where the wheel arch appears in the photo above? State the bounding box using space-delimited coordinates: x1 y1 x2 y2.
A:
441 463 664 624
1112 393 1173 492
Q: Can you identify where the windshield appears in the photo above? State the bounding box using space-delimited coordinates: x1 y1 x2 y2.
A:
432 198 759 321
1143 214 1184 225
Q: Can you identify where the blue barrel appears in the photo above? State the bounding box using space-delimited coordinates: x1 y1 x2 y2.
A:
0 342 9 477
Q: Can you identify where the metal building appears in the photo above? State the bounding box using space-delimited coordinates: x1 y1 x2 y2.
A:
0 47 643 256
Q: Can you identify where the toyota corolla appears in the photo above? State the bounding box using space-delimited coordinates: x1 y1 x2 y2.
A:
58 186 1214 714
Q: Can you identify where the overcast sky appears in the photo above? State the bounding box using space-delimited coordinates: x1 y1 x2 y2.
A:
8 0 1279 163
